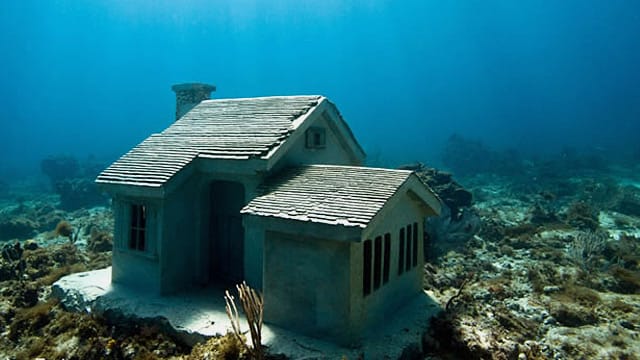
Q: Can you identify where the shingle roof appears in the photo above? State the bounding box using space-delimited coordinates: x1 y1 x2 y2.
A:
96 95 321 187
241 165 418 228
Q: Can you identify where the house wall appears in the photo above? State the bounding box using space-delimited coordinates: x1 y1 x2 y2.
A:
242 221 265 289
276 114 359 169
158 174 206 294
241 178 264 288
350 196 426 337
262 230 354 344
111 195 162 293
198 171 263 289
158 167 264 293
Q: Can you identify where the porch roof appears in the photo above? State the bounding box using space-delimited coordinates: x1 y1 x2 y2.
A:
241 165 440 228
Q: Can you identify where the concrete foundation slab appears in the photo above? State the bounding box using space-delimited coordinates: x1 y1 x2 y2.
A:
52 268 441 359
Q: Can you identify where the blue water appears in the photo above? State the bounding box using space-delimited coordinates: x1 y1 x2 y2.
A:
1 1 639 176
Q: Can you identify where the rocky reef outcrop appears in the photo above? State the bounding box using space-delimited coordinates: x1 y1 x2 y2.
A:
40 155 108 211
400 163 481 260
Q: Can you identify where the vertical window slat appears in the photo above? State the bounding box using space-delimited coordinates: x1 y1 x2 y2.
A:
398 228 405 275
363 240 372 296
412 222 418 267
405 224 412 272
129 204 147 252
383 233 390 284
373 236 382 290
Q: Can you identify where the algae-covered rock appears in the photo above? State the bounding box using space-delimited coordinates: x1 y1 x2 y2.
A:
40 156 79 185
88 227 113 253
609 266 640 294
187 333 249 360
0 217 38 241
55 178 107 211
613 187 640 216
403 164 473 219
564 201 600 231
549 303 598 327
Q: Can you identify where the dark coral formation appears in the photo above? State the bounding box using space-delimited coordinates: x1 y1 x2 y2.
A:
0 217 39 241
41 156 80 185
88 227 113 253
441 134 525 177
0 240 177 359
422 154 640 359
613 186 640 217
399 162 473 219
0 203 65 241
40 155 108 211
563 201 600 231
399 163 480 260
55 178 107 211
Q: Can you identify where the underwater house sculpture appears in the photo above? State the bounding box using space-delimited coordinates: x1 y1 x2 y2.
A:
96 83 441 344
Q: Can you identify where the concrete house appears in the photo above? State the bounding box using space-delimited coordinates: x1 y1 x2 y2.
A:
96 83 441 344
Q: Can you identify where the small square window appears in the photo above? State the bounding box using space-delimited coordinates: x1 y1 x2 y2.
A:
305 127 326 149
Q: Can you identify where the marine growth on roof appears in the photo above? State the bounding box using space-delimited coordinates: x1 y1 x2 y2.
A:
241 165 441 228
96 95 325 187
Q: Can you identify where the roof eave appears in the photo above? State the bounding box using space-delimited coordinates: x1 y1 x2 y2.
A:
323 98 366 162
407 173 442 216
95 159 199 199
263 97 367 170
96 180 166 198
242 213 363 242
261 97 326 168
362 173 442 239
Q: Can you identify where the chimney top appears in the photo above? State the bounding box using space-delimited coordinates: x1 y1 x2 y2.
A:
171 82 216 120
171 82 216 93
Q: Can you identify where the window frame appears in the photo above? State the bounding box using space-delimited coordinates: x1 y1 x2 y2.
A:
116 199 156 258
363 232 392 297
129 203 147 252
305 126 327 149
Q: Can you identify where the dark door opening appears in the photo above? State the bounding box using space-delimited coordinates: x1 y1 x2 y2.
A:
209 180 245 285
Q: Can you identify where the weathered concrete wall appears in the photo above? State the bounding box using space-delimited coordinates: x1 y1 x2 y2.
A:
277 114 358 169
156 165 264 292
109 162 265 294
242 218 265 289
111 196 162 293
263 230 354 344
351 195 426 336
243 214 361 292
198 170 262 288
159 174 205 294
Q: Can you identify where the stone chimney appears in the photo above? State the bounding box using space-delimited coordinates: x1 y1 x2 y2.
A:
171 82 216 120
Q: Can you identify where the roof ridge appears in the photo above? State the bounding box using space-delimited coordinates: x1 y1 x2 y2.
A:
202 95 323 103
302 164 413 174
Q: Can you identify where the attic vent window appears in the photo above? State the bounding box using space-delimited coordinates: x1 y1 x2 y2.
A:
305 127 326 149
129 204 146 251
